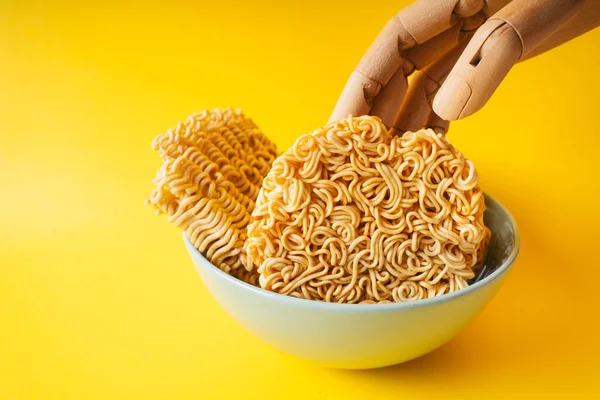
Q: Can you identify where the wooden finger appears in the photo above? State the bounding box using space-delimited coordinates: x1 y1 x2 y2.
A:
404 22 464 71
330 71 380 123
493 0 584 57
425 111 450 134
394 36 472 132
393 71 432 133
370 67 409 127
433 0 584 121
399 0 484 43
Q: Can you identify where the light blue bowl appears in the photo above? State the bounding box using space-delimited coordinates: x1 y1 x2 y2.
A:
184 194 519 369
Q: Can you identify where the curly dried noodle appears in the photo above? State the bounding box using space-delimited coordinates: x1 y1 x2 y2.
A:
146 108 278 284
148 109 490 303
247 115 491 303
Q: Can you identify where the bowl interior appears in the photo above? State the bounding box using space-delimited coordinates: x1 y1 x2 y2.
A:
472 195 518 284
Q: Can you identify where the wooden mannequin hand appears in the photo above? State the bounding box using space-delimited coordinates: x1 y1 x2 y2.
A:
329 0 599 134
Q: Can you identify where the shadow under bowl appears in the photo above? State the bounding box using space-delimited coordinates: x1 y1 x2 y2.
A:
184 194 520 369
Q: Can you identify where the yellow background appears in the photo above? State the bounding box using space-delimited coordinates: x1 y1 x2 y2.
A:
1 0 599 398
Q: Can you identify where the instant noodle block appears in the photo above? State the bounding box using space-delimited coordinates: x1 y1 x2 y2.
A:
247 116 491 303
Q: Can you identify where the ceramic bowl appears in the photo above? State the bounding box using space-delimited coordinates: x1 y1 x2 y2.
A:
184 194 519 369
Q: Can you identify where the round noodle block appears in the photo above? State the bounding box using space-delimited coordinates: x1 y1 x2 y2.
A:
247 115 491 304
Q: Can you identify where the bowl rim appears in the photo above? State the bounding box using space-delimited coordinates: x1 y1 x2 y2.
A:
184 193 520 312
